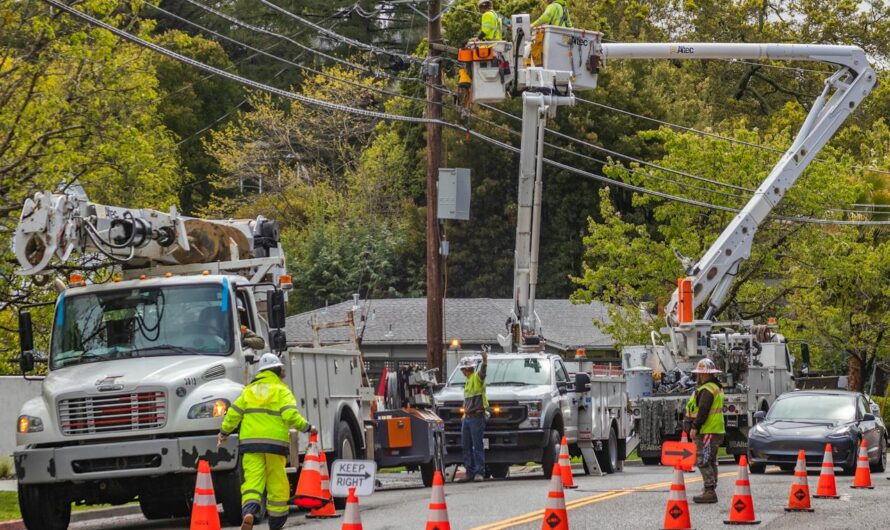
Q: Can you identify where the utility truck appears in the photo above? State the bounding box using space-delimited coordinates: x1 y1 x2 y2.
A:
441 14 876 470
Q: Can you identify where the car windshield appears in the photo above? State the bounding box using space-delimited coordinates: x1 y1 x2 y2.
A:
767 394 856 422
51 284 234 369
448 357 551 386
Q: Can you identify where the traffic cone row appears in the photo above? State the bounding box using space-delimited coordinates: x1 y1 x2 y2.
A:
308 450 340 518
558 436 578 489
294 433 329 509
784 450 814 512
851 438 874 489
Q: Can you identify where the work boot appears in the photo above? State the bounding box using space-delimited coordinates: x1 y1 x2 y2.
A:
473 474 485 482
240 513 254 530
692 487 718 504
456 474 475 483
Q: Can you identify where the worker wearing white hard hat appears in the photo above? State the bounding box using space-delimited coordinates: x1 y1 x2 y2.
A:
685 357 725 504
458 348 489 482
219 353 316 530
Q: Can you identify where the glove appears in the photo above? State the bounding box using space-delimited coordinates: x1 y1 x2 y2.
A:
217 432 228 448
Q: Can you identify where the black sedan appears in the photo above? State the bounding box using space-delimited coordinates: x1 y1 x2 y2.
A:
747 390 887 475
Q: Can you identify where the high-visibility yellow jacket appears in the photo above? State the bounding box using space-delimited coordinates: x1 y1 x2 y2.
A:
221 370 310 454
686 380 725 434
480 11 503 40
532 0 570 27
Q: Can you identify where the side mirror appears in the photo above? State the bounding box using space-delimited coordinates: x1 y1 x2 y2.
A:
269 329 287 352
753 410 767 423
862 413 876 422
18 312 35 373
574 372 591 393
268 290 286 329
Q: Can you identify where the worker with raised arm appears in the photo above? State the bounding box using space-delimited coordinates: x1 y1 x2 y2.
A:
532 0 571 27
686 358 725 504
477 0 503 40
218 353 317 530
458 348 489 482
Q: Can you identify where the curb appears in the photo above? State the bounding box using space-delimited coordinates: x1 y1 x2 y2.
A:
0 504 142 529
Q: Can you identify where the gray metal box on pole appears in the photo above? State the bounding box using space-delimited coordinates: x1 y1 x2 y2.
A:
437 168 470 221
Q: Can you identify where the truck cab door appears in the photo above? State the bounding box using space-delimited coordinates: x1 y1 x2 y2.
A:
554 360 577 442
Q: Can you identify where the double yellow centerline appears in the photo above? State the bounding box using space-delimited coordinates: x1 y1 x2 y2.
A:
470 471 736 530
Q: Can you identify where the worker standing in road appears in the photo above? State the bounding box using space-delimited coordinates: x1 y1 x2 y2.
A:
477 0 503 40
686 358 725 504
459 348 489 482
532 0 571 27
219 353 317 530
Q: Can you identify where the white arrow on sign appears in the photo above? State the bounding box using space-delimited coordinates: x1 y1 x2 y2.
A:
330 459 377 497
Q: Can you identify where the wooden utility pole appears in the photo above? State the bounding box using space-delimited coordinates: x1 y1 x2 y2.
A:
425 0 444 373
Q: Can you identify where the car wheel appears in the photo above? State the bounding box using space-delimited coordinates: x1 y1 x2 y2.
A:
748 454 766 474
870 436 887 473
542 429 560 478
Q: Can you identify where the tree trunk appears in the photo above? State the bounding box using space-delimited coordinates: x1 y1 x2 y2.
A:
847 353 864 392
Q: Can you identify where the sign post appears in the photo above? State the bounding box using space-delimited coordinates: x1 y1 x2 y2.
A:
330 459 377 497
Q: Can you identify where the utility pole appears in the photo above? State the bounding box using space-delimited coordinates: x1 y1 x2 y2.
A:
425 0 444 373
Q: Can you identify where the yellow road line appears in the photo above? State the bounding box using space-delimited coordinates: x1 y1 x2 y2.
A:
470 471 736 530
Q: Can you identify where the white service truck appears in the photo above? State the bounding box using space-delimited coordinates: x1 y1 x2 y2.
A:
10 191 368 529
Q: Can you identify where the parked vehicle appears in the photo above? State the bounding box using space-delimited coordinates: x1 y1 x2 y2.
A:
747 390 888 474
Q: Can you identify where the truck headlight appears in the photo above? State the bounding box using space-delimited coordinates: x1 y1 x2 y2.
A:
188 399 230 419
18 415 43 433
519 400 543 429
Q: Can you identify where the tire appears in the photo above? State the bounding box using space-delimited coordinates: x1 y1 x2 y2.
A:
595 426 619 474
420 431 447 487
487 463 510 479
216 470 244 527
18 483 71 530
641 455 661 466
748 458 766 474
334 420 357 508
870 436 887 473
139 494 190 520
779 464 795 472
542 429 560 478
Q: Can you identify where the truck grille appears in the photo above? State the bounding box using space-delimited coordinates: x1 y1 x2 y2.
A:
59 391 167 435
437 400 527 430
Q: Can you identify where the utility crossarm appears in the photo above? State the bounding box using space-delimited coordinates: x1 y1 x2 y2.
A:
13 189 286 284
469 16 876 352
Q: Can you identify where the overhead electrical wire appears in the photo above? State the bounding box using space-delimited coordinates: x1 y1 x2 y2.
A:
42 0 890 226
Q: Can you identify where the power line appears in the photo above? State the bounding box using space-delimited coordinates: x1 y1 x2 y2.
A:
42 0 890 227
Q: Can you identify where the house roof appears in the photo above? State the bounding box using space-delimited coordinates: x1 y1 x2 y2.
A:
285 298 614 351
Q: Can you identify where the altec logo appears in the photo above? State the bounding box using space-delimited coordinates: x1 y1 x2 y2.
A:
671 46 694 54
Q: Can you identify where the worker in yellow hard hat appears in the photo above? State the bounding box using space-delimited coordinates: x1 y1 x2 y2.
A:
532 0 571 27
477 0 503 40
686 358 725 504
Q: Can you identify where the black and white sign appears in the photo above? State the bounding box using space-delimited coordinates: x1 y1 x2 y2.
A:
330 459 377 497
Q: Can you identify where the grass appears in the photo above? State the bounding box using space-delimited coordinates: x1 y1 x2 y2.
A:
0 457 12 479
0 491 132 522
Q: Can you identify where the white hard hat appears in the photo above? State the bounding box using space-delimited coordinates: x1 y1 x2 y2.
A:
258 353 284 372
477 0 491 6
459 357 476 370
691 358 721 374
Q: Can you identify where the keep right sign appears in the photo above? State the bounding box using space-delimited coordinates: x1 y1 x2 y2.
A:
661 440 696 468
330 459 377 497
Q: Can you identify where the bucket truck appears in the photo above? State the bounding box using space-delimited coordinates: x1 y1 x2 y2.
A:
437 15 876 472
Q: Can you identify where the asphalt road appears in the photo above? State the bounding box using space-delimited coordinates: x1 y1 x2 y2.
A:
69 462 889 530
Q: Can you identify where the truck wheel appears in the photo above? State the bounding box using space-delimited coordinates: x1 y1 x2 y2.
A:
420 430 447 487
334 420 357 508
596 426 619 474
216 470 244 527
139 492 190 520
19 483 71 530
641 456 661 466
542 429 560 478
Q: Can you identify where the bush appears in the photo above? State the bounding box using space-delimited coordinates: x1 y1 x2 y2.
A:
0 457 13 479
872 396 890 426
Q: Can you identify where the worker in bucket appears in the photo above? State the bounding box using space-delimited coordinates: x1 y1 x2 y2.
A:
237 300 265 350
218 353 317 530
685 358 725 504
477 0 503 40
458 347 489 482
532 0 571 27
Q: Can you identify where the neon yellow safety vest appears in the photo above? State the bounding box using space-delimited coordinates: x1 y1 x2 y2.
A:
464 371 489 410
686 381 725 434
221 370 310 452
480 11 503 40
532 0 570 27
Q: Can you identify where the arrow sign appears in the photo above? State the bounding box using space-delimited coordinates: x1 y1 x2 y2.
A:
661 441 697 468
330 459 377 498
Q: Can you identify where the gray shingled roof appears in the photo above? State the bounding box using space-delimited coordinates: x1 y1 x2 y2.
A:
285 298 614 351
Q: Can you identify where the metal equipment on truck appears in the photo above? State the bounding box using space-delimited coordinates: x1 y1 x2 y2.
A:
10 190 443 530
446 13 875 468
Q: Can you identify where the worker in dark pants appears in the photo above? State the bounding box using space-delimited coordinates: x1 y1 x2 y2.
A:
458 348 489 482
686 358 725 503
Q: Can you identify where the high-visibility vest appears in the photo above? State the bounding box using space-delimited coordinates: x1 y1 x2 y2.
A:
221 370 310 452
464 371 489 409
686 381 725 434
480 10 503 40
533 0 571 27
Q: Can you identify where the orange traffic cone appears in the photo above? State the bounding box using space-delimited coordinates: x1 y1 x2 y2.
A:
850 438 874 489
341 487 363 530
813 443 839 499
784 450 814 512
425 470 451 530
558 436 578 489
541 463 569 530
295 433 329 509
679 432 694 472
723 455 759 525
308 450 339 518
662 465 692 530
190 459 221 530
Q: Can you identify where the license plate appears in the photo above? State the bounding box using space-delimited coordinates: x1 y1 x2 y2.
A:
483 438 490 449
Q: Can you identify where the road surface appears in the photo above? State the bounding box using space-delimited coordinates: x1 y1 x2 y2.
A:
69 462 889 530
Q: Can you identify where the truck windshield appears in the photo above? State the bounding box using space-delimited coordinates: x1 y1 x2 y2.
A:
50 284 234 369
449 358 551 386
